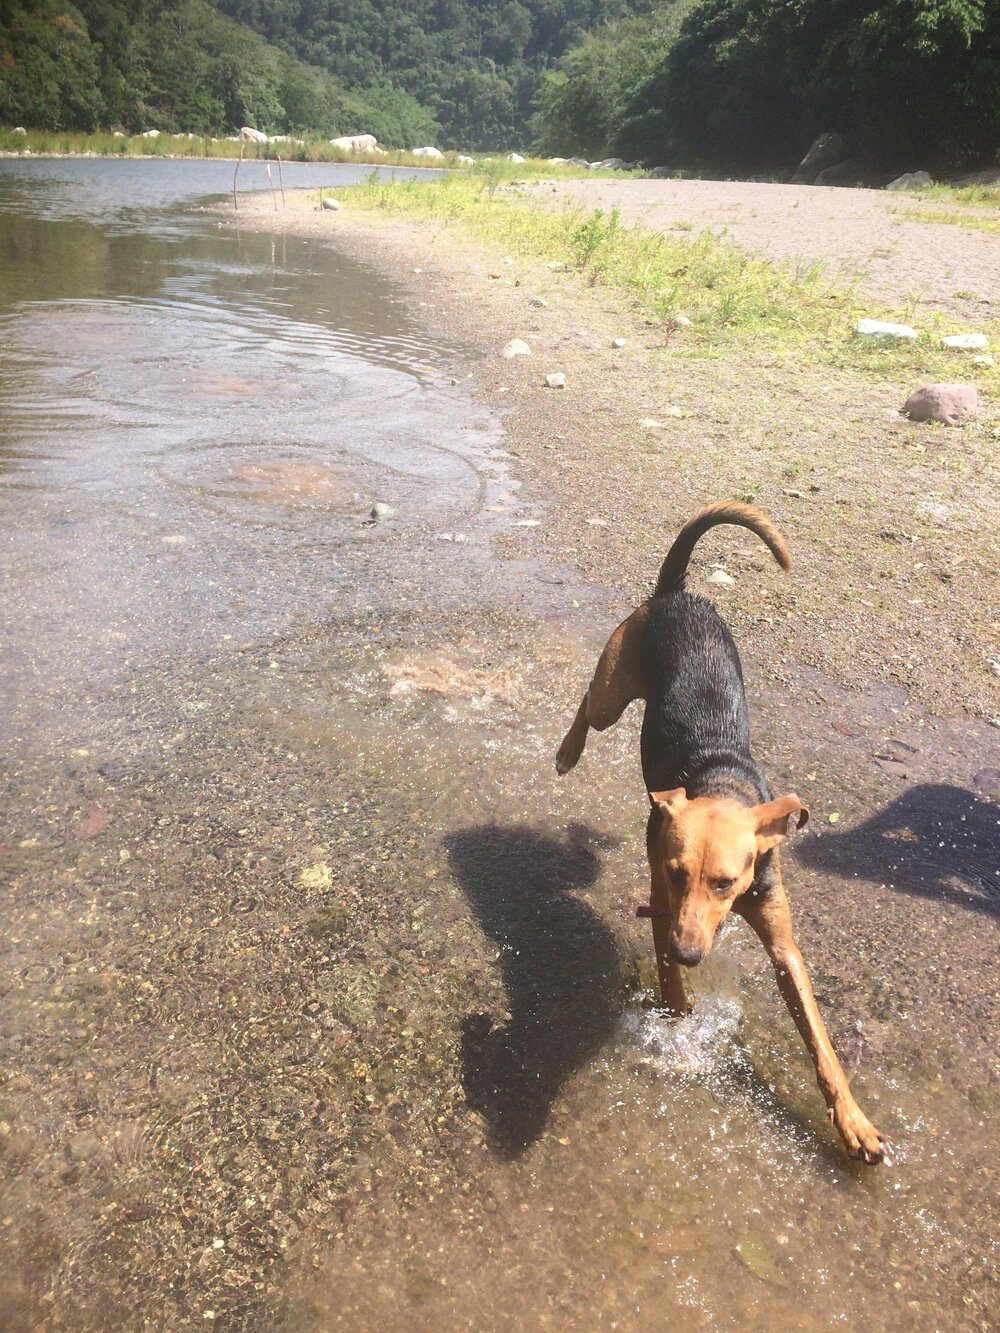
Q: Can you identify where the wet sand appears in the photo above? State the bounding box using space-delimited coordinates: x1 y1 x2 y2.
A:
1 172 997 1331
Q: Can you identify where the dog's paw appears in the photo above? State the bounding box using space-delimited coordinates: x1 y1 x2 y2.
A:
830 1098 886 1165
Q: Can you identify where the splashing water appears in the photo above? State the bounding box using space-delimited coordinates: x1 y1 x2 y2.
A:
624 992 744 1078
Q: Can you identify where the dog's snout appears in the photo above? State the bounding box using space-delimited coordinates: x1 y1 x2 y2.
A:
669 938 704 967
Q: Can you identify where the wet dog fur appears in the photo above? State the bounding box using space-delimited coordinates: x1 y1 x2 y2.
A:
556 501 885 1163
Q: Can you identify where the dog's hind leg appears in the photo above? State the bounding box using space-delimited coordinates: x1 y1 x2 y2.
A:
556 605 649 775
739 872 885 1163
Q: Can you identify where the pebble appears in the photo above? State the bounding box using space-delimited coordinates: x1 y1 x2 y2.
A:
547 261 567 271
502 338 531 358
674 314 693 327
545 372 567 389
370 502 395 520
320 198 340 210
67 1131 102 1163
529 297 548 308
902 383 977 427
639 418 664 429
707 569 735 586
611 338 627 348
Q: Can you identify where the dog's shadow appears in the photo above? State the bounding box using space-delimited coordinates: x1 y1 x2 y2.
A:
795 782 999 919
445 823 626 1159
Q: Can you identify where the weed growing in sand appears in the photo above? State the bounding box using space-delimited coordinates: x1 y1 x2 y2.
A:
333 174 999 377
899 208 1000 237
924 181 1000 209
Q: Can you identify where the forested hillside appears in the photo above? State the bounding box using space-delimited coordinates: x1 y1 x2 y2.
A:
211 0 639 148
534 0 1000 174
1 0 643 148
0 0 440 145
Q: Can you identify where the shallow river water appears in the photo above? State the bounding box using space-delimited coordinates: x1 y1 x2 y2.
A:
0 160 996 1331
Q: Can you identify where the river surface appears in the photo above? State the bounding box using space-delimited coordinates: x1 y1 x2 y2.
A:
0 159 996 1331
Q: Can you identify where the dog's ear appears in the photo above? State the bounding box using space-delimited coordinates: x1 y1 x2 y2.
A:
753 794 809 852
648 788 687 818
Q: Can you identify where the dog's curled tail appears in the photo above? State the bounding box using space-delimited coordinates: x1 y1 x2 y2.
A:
654 500 791 595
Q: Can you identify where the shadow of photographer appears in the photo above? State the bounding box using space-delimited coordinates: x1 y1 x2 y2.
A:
795 781 999 918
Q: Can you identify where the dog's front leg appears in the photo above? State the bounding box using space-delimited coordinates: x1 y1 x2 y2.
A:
645 871 688 1015
740 882 885 1164
650 911 688 1015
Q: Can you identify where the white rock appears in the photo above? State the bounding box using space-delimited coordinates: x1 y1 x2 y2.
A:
707 569 735 586
855 318 918 340
639 418 664 430
329 134 378 152
547 261 567 271
941 333 989 349
457 154 475 165
12 126 26 134
507 152 526 164
140 129 161 138
321 198 340 210
674 314 693 327
411 146 444 159
545 372 567 389
529 297 548 308
502 339 531 358
548 157 567 165
112 130 124 137
611 338 627 348
371 502 395 519
973 355 995 366
239 126 269 143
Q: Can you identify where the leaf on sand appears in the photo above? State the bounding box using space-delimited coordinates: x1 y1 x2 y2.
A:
735 1236 787 1286
298 861 333 891
74 805 108 840
874 756 910 779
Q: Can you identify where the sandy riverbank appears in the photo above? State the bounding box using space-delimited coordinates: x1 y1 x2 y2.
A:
222 186 998 726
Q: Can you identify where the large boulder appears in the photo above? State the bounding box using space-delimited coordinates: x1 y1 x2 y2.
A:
411 145 444 159
790 132 846 184
239 126 269 143
902 383 978 426
815 159 867 187
329 134 378 152
885 171 934 191
507 152 526 164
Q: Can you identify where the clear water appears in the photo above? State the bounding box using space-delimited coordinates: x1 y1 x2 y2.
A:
0 159 996 1332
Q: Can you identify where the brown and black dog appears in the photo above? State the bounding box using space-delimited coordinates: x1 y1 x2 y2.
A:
557 501 885 1163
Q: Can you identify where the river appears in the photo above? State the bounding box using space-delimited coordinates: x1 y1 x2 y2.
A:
0 158 996 1331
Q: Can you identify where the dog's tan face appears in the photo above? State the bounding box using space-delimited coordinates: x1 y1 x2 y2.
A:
648 789 808 965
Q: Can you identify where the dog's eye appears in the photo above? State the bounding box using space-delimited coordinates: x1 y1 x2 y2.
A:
713 877 736 894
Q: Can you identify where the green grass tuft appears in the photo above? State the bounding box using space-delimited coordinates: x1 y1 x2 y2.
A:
332 174 998 378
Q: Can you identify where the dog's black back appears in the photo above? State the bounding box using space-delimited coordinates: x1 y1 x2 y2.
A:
640 591 771 804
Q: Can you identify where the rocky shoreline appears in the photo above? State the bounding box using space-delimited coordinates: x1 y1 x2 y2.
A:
220 186 999 725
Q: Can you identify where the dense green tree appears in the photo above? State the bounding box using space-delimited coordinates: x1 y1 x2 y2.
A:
0 0 445 141
532 1 697 157
559 0 1000 172
211 0 642 146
